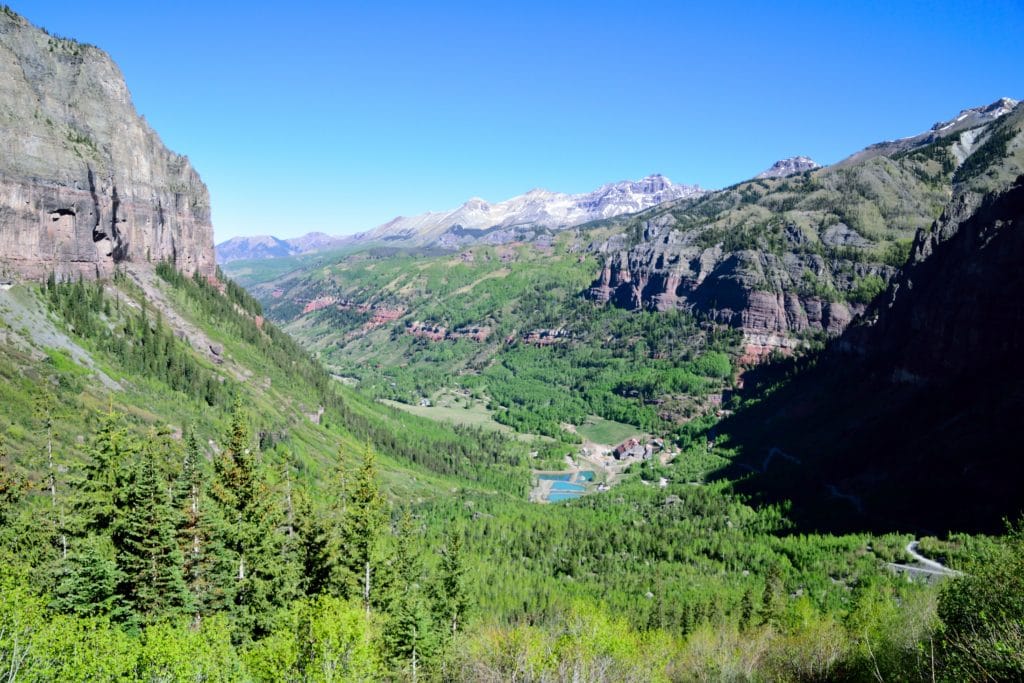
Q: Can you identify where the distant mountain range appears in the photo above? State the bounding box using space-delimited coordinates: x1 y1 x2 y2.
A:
215 174 704 263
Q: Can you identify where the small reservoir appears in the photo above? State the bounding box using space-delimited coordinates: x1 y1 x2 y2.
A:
532 470 597 503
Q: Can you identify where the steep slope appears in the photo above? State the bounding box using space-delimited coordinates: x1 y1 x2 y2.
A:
0 9 522 499
713 104 1024 533
0 11 214 280
588 99 1020 362
836 97 1017 167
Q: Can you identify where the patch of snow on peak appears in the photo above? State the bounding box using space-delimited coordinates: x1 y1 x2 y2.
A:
755 156 820 179
357 175 704 244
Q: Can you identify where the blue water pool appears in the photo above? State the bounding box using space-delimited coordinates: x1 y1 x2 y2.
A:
550 481 585 493
548 491 583 503
538 473 573 482
577 470 595 482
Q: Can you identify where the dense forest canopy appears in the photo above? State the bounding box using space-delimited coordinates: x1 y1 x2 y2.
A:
0 265 1021 681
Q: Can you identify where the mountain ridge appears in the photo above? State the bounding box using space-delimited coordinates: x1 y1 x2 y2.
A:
587 97 1021 362
215 173 703 262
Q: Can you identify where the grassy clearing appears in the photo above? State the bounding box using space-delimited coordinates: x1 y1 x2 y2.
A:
577 415 645 445
380 392 513 434
381 389 552 444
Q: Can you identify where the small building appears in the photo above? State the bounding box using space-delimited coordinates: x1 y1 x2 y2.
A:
613 437 641 460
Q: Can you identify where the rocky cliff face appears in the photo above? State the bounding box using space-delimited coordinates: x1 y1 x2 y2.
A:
716 107 1024 533
587 99 1020 361
0 11 215 281
756 156 820 179
587 213 866 361
842 114 1024 380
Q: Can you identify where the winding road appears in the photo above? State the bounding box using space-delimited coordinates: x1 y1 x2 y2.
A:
886 541 963 580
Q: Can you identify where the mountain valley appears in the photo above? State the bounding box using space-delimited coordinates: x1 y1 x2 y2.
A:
1 5 1022 681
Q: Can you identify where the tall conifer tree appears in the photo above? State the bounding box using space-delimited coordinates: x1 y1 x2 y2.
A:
344 443 385 615
115 432 190 626
208 404 288 639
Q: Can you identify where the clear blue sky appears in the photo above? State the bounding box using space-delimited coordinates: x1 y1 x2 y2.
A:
12 1 1024 241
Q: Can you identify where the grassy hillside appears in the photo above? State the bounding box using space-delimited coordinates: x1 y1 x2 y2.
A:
226 238 739 446
0 265 529 499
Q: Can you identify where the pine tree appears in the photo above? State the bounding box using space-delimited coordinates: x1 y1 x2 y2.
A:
275 451 303 609
294 486 336 597
53 533 124 619
0 435 26 530
0 435 31 559
176 429 205 610
384 510 434 680
434 526 469 638
331 444 351 518
325 444 356 597
344 443 386 615
115 431 190 626
208 404 288 639
739 587 755 631
75 409 131 535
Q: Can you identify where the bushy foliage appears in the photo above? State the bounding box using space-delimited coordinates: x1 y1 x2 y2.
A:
938 524 1024 680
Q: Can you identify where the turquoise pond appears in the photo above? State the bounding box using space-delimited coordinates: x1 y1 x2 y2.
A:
548 492 583 502
537 470 596 483
534 470 596 502
547 480 585 502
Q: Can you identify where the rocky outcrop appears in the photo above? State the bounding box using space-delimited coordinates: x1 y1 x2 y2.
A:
302 296 338 315
587 100 1021 360
407 321 491 343
756 156 820 179
0 11 215 281
588 214 869 357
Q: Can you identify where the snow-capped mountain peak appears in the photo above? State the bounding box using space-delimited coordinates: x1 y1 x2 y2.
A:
216 174 705 260
354 174 704 245
931 97 1018 133
755 156 821 179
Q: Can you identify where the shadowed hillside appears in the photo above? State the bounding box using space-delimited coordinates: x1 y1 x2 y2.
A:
714 173 1024 534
